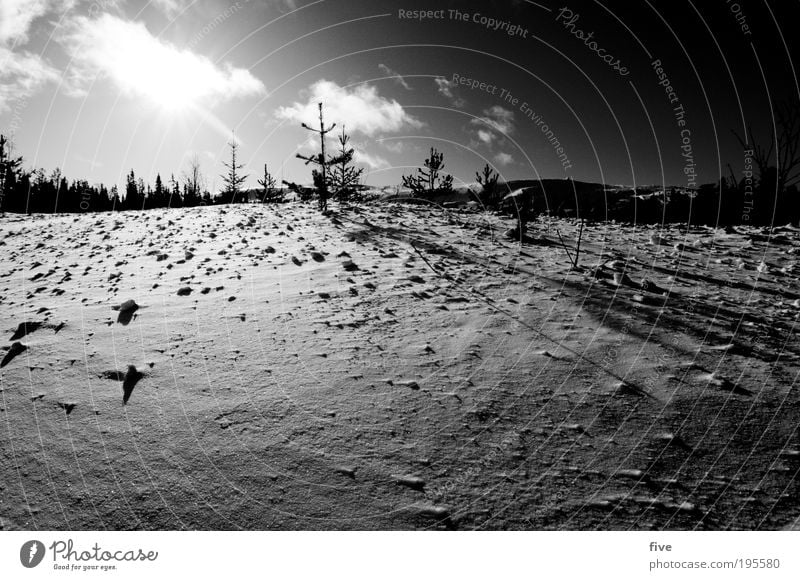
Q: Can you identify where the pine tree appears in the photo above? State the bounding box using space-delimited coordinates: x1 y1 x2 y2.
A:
402 148 454 198
294 102 350 212
0 134 23 214
257 163 283 203
475 163 502 208
169 173 182 207
138 178 147 210
124 170 139 210
110 185 120 210
153 173 165 208
221 133 248 204
329 125 364 203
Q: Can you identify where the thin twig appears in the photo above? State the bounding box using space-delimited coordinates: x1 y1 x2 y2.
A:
574 219 585 268
555 228 575 267
410 242 451 280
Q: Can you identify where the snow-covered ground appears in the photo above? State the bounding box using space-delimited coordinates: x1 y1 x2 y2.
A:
1 202 799 530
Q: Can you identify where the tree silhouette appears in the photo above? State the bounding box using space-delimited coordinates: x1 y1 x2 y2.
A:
733 101 800 196
110 185 120 210
475 162 502 208
221 133 248 203
258 163 283 203
0 134 23 214
329 125 364 203
168 173 182 208
295 103 350 211
151 173 166 208
402 147 454 198
124 170 141 210
182 155 204 207
732 100 800 223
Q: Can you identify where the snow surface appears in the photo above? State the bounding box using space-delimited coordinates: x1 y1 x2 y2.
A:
1 203 799 530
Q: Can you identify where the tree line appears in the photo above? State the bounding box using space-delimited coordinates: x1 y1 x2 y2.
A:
2 100 799 226
0 136 216 214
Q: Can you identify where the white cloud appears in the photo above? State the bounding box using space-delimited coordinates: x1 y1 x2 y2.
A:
474 105 515 134
494 152 514 166
435 77 454 98
434 77 465 107
354 148 388 170
56 14 265 107
378 63 411 91
0 0 51 45
470 105 515 146
0 46 60 112
276 79 421 137
380 140 404 154
150 0 191 17
477 129 492 144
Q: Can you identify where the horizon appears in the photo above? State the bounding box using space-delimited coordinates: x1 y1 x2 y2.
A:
1 0 798 194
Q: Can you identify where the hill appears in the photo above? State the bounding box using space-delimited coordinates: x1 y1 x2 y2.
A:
1 203 799 530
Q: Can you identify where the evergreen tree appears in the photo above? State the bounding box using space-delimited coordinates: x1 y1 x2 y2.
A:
329 125 363 203
402 148 454 198
110 185 120 211
221 133 248 203
257 163 283 203
152 173 165 208
0 134 23 214
293 102 350 211
475 163 503 208
124 170 140 210
169 173 182 207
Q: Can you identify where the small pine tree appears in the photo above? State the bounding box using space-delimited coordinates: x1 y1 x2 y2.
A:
110 185 120 210
257 163 283 203
0 134 23 214
329 125 364 203
402 147 454 198
124 170 141 210
153 173 165 208
168 173 182 207
295 102 351 212
476 163 502 208
221 133 248 203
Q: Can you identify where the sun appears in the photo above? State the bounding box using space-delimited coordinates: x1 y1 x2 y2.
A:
121 50 208 113
66 15 264 116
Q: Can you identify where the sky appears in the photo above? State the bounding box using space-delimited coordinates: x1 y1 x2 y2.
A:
0 0 798 191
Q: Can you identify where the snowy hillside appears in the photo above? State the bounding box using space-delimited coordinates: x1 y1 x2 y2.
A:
1 203 799 530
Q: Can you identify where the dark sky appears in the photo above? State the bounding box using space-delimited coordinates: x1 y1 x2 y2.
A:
1 0 797 189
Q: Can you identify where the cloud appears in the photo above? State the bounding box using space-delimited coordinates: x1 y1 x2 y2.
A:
378 64 411 91
354 148 389 170
476 130 492 144
150 0 191 17
276 79 422 137
0 0 51 45
56 14 265 106
470 105 515 146
0 46 60 113
494 152 514 166
434 77 465 107
474 105 515 134
380 140 405 154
